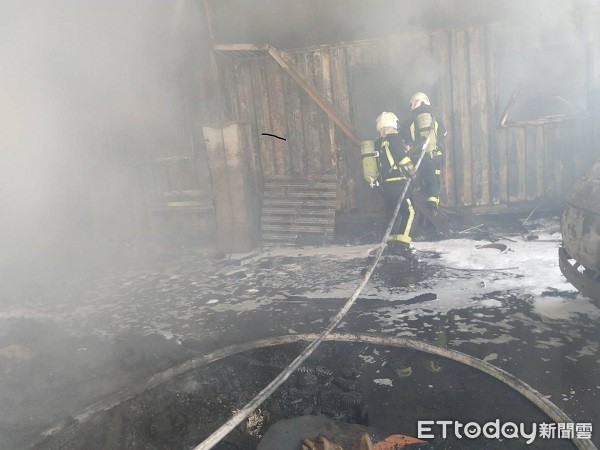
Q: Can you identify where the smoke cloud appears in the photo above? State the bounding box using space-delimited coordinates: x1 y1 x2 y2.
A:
0 0 206 272
0 0 589 273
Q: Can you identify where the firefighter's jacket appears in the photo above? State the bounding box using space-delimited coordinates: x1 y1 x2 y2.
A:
401 104 447 154
375 133 414 182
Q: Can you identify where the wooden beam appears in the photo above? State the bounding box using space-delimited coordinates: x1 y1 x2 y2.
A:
505 113 587 127
214 44 262 52
201 0 220 113
265 45 362 146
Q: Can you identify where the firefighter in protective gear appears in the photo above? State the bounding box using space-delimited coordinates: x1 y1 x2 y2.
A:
402 92 448 213
375 112 417 260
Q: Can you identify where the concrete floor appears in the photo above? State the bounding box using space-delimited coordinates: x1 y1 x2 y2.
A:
0 217 598 448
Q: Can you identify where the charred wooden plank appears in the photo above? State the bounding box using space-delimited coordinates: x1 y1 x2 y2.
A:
262 207 333 216
486 25 506 205
263 191 337 199
254 61 276 176
201 125 233 249
294 52 321 176
516 127 527 201
312 50 332 174
450 29 473 205
507 128 520 202
468 27 490 206
496 127 510 203
261 216 335 226
534 126 545 195
525 127 537 200
261 232 333 245
266 58 290 176
346 45 370 214
320 49 339 177
266 45 361 146
257 61 277 175
302 52 323 175
265 174 337 182
432 30 456 206
263 198 337 207
263 181 338 190
330 46 354 212
237 61 261 172
262 224 333 233
282 57 304 177
555 123 566 198
543 124 556 200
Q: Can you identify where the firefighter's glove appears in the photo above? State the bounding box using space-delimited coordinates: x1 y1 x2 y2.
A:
401 162 417 180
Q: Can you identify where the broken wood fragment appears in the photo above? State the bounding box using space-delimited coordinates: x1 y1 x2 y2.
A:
411 190 450 236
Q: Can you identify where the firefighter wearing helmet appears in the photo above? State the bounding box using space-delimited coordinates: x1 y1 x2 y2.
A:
373 111 418 262
402 92 448 213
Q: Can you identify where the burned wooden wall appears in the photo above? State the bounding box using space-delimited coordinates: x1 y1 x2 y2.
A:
217 22 598 218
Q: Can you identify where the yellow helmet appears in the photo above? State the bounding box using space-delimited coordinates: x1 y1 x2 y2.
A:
410 92 430 111
376 112 398 133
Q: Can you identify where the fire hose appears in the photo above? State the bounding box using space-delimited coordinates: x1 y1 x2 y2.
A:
41 332 596 450
193 120 437 450
38 123 594 450
192 120 596 450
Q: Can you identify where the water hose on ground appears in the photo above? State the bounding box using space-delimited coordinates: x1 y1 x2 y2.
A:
40 121 595 449
39 134 426 444
197 334 596 450
193 130 433 450
42 134 424 442
41 333 596 450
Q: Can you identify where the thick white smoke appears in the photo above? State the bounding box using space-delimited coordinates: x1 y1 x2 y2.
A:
0 0 205 270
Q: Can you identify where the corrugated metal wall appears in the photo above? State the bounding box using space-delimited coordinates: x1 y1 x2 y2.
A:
218 23 598 217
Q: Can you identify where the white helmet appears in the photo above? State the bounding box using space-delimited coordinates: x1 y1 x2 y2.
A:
376 112 398 133
410 92 430 111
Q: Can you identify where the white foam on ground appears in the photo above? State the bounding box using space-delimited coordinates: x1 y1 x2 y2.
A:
532 296 600 320
414 235 577 298
576 341 599 357
480 299 503 308
454 334 519 345
262 244 375 260
303 231 597 322
245 227 592 323
483 353 498 362
373 378 393 386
